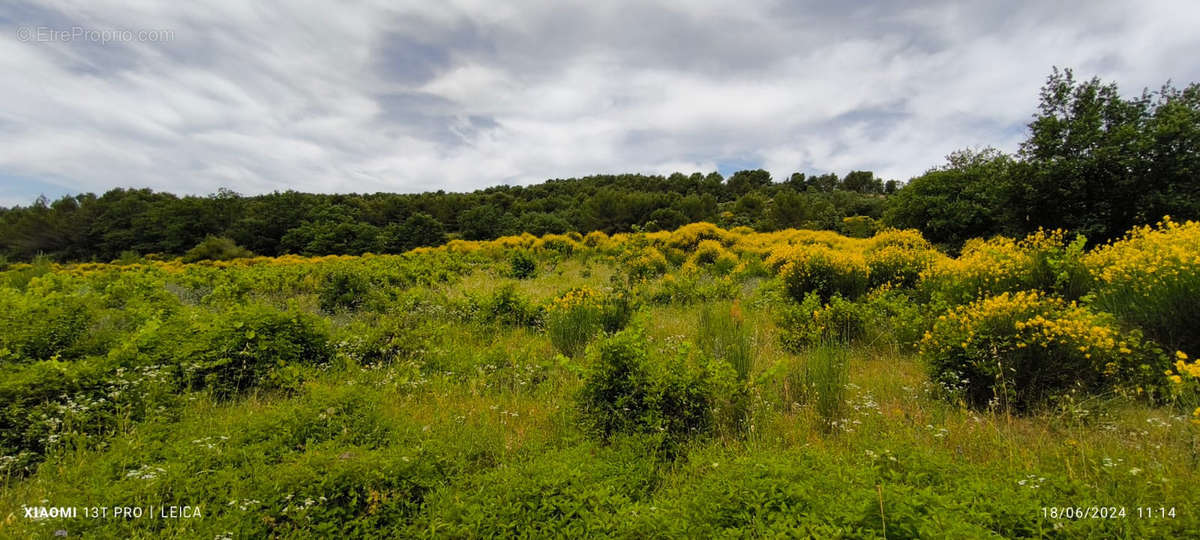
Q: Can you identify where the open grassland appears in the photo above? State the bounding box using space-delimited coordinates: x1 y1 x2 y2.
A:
2 221 1199 538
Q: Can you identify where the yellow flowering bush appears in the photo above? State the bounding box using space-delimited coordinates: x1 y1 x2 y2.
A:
1165 351 1200 411
1084 217 1200 356
544 288 636 357
623 246 670 280
666 222 729 251
767 244 869 302
862 228 942 291
920 291 1161 411
688 240 740 275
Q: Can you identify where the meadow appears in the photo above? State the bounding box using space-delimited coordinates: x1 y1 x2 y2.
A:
1 220 1198 538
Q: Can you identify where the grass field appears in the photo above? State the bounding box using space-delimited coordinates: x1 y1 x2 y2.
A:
1 222 1198 538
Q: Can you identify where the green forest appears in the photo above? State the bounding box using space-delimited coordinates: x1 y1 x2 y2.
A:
4 69 1197 264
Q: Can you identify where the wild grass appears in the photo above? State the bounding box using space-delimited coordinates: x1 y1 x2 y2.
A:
2 223 1199 537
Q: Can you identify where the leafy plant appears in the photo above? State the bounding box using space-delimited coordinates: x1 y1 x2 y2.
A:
182 304 333 398
181 235 253 263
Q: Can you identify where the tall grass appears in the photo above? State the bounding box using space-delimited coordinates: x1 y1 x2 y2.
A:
697 300 753 382
804 344 850 432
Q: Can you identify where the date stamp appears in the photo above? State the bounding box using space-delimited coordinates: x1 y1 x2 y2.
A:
1040 506 1177 520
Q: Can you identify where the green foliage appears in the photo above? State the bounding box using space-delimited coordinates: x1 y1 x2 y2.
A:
473 284 544 328
318 269 371 313
840 215 880 238
921 291 1164 412
883 148 1014 248
576 325 714 449
0 289 102 363
697 301 753 382
182 304 333 398
507 250 537 279
779 292 867 350
773 245 870 303
181 235 253 263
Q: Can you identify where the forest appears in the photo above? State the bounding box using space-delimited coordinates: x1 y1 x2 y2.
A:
3 69 1197 264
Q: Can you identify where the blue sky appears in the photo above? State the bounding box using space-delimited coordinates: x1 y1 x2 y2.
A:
1 0 1198 207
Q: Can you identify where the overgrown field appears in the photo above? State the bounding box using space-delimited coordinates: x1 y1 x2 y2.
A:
2 220 1199 538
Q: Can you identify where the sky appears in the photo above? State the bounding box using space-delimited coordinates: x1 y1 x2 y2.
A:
1 0 1198 207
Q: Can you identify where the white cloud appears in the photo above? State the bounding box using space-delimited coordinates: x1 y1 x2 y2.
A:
0 0 1198 206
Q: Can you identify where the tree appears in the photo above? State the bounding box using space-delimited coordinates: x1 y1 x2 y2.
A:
840 171 884 194
726 169 772 197
380 212 445 252
1013 68 1200 241
458 204 510 240
884 148 1013 248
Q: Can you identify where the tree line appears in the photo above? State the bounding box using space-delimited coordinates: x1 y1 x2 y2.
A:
2 68 1197 263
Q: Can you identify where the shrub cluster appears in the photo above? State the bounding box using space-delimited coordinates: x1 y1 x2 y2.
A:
576 326 718 450
182 304 333 398
920 291 1162 411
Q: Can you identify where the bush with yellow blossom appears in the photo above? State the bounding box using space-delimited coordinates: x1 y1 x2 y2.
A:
921 290 1163 411
864 229 946 290
688 239 740 275
1084 217 1200 357
544 287 636 358
767 244 869 303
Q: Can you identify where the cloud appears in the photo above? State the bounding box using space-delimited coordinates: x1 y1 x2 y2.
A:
0 0 1197 206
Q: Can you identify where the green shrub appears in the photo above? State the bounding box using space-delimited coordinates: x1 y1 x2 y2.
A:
920 291 1164 412
0 289 100 363
624 246 670 280
181 235 253 263
545 288 606 358
576 325 714 449
319 269 371 313
182 304 333 398
507 250 537 279
475 284 544 327
779 292 867 351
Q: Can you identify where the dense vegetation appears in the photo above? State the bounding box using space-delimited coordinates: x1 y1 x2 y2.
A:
3 69 1197 265
1 218 1198 537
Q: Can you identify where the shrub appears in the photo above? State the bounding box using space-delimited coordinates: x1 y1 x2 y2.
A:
646 270 738 305
920 291 1163 412
318 269 371 313
779 293 867 350
545 288 607 358
864 230 945 290
475 284 544 327
1165 351 1200 414
919 229 1089 307
1084 217 1200 356
182 304 333 398
840 215 880 238
576 325 714 449
767 244 869 302
181 235 253 263
624 246 670 280
0 289 99 363
689 240 740 275
507 250 537 279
